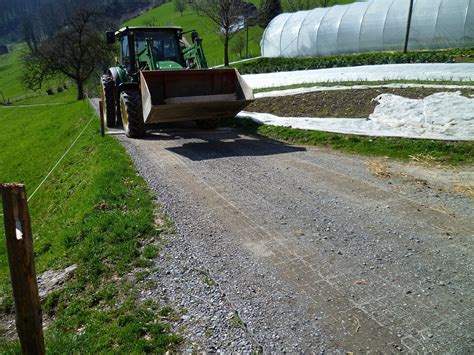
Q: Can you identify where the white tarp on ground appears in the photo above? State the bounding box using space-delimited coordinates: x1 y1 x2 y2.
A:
242 63 474 89
238 91 474 141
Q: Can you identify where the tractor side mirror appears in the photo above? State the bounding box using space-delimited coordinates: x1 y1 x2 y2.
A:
105 31 115 44
191 31 199 43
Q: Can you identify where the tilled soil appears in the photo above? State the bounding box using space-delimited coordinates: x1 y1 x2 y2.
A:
247 88 474 118
113 125 473 353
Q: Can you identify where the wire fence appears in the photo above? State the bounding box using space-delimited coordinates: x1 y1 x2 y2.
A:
0 115 95 217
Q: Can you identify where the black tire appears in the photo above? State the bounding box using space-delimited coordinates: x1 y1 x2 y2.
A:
120 89 145 138
100 75 116 128
196 118 222 129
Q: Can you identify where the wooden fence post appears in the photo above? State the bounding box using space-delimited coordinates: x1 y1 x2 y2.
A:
99 99 105 137
1 184 45 355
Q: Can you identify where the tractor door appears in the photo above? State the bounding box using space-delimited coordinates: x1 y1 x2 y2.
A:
120 35 131 69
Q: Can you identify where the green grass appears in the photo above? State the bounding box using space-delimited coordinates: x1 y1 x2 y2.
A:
0 44 69 103
228 118 474 165
123 1 264 66
281 0 355 11
0 96 180 352
229 314 243 328
0 43 27 101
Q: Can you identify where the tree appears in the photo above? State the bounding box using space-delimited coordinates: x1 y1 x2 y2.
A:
22 3 113 100
231 32 245 58
174 0 186 16
258 0 282 28
190 0 202 15
282 0 331 12
192 0 245 66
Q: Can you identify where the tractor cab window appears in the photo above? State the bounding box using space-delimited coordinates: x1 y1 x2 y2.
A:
120 36 130 63
135 31 184 66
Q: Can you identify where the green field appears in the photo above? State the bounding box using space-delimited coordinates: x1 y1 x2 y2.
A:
0 44 27 101
0 87 180 352
0 43 69 103
123 1 264 66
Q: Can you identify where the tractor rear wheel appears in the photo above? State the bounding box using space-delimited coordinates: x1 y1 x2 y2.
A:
120 89 145 138
196 118 222 129
100 75 116 128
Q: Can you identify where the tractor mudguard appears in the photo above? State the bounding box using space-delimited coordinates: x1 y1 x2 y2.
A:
108 67 128 87
117 82 139 94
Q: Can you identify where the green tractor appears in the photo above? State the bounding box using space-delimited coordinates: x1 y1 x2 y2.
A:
101 26 254 138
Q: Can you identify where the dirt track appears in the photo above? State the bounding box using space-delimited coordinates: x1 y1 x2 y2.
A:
106 121 473 352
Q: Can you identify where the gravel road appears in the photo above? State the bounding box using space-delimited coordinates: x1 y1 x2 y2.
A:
111 124 473 352
89 98 473 352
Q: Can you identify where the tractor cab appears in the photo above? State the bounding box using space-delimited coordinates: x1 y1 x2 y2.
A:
108 27 186 72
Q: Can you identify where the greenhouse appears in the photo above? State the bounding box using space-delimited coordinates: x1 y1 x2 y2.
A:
261 0 474 57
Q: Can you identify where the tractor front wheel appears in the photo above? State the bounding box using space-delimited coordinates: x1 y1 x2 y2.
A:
120 89 145 138
100 75 116 128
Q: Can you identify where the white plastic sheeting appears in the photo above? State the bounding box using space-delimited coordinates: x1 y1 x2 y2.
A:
261 0 474 57
238 92 474 140
242 63 474 89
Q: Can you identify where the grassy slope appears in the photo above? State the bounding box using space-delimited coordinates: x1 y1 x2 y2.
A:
0 44 26 100
281 0 355 11
0 43 67 103
0 78 180 351
123 1 264 66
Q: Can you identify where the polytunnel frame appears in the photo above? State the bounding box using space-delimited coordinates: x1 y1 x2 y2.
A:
334 5 352 55
295 9 314 55
261 0 474 58
357 1 373 54
315 6 335 55
381 0 396 51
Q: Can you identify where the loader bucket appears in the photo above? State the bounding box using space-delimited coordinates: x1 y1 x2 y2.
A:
140 68 254 124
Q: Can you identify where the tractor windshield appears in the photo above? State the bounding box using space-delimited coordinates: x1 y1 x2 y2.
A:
135 31 184 66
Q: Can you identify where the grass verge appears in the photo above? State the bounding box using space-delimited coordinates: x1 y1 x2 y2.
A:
0 96 180 352
228 118 474 166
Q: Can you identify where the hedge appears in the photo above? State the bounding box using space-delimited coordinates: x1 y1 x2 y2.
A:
234 47 474 74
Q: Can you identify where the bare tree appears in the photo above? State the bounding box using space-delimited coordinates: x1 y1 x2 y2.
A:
193 0 245 66
258 0 282 27
190 0 202 15
22 3 113 100
174 0 186 16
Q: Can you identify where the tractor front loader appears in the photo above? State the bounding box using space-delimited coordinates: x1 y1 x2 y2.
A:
100 26 254 138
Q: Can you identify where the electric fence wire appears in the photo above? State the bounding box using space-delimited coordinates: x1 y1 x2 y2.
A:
0 115 95 218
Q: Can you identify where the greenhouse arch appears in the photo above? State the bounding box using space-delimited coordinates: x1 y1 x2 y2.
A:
261 0 474 57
